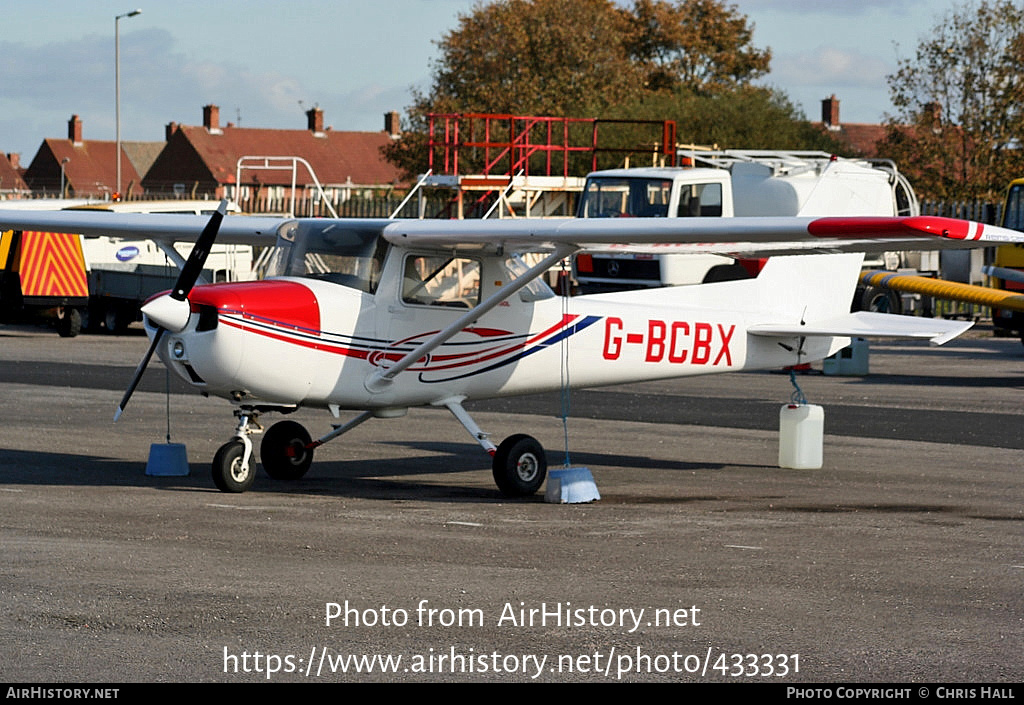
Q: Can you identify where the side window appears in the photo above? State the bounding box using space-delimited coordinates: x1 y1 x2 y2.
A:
676 182 723 217
402 255 481 308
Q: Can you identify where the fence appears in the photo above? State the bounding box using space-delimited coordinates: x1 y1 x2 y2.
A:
920 200 1002 225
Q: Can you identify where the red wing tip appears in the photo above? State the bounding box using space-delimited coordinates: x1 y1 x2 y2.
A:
808 216 976 240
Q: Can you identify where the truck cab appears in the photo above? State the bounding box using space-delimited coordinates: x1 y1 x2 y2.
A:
989 178 1024 340
573 151 918 293
577 167 731 219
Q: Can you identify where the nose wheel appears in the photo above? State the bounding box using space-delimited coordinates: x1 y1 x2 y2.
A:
212 410 262 493
211 413 318 493
212 440 256 493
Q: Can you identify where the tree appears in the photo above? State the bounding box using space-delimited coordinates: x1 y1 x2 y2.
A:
384 0 830 178
419 0 640 118
879 0 1024 201
626 0 771 93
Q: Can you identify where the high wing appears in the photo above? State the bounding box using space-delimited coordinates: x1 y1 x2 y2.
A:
1 209 1022 255
0 208 296 246
380 215 1024 255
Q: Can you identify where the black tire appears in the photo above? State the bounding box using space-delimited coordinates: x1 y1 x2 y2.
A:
103 304 129 334
260 421 314 481
861 286 902 314
701 263 752 283
212 440 256 493
56 307 82 338
492 434 547 497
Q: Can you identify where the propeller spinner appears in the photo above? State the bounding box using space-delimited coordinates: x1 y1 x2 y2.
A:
114 200 228 421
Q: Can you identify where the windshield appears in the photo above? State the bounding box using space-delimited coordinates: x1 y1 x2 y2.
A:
265 221 388 293
1005 183 1024 231
578 177 672 218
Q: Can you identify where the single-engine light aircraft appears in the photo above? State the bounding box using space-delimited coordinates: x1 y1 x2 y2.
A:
2 204 1022 495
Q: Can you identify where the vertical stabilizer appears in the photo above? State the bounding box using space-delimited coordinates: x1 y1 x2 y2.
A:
754 253 865 323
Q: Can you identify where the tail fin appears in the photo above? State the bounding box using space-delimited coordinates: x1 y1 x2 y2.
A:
754 253 864 323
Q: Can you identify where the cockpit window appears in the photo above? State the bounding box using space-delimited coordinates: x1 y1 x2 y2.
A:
503 254 555 302
264 221 387 293
402 254 480 308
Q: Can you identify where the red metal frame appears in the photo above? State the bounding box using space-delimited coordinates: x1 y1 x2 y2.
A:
427 113 677 180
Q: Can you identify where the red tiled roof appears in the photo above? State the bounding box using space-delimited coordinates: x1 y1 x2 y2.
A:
24 139 143 197
818 122 888 158
145 124 404 189
0 155 28 192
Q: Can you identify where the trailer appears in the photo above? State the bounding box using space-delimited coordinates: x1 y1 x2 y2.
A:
1 200 254 336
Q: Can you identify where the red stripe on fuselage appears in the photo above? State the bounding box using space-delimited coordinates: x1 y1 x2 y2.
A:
219 316 369 359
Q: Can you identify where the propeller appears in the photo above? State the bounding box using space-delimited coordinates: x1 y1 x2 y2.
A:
114 200 228 421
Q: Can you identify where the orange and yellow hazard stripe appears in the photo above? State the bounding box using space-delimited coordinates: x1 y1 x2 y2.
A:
14 231 89 298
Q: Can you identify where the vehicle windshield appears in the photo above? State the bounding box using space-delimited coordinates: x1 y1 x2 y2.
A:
578 178 672 218
1005 184 1024 231
577 177 723 217
264 221 388 293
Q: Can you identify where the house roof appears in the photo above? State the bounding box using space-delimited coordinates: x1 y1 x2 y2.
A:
122 140 165 178
0 155 28 193
814 122 888 158
144 122 405 190
24 138 144 197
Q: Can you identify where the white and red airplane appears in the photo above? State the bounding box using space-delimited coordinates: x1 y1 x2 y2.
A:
2 204 1021 495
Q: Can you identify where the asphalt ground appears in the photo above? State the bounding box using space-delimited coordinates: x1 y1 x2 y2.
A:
1 322 1022 684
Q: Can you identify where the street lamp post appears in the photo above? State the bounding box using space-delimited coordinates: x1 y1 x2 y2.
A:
60 157 70 198
115 8 141 200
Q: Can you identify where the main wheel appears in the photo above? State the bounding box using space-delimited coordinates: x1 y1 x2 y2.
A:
212 440 255 493
492 434 547 497
56 307 82 338
261 420 314 481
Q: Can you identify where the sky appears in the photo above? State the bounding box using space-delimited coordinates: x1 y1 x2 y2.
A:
0 0 963 163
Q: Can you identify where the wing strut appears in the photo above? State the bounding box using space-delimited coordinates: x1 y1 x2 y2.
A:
364 244 576 392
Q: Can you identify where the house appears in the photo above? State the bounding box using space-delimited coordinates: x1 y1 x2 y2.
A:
0 153 29 197
21 115 149 199
142 105 406 211
814 95 888 158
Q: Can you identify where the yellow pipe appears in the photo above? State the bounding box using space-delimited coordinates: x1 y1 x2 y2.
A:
860 270 1024 312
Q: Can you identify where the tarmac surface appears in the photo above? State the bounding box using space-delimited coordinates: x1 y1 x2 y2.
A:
1 322 1022 683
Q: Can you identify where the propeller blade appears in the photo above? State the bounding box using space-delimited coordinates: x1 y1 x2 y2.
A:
171 199 228 300
113 200 228 421
114 328 165 421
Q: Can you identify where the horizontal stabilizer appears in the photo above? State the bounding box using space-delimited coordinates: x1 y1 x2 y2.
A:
748 311 973 346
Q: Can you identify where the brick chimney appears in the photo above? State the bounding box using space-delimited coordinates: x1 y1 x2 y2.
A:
203 104 220 131
821 95 840 130
165 121 178 141
68 114 83 144
306 107 324 133
384 111 401 138
7 153 20 170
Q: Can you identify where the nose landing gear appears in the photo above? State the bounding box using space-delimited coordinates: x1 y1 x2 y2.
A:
211 410 319 492
211 410 262 493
